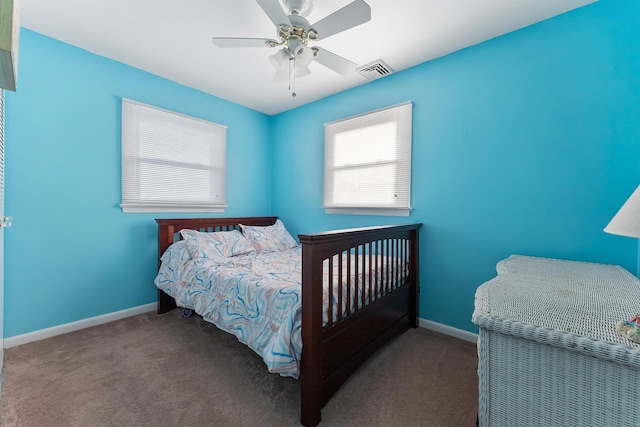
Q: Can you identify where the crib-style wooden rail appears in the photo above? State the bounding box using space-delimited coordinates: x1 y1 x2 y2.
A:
298 223 421 427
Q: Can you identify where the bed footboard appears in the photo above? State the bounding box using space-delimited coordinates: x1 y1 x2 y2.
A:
155 218 421 427
298 223 422 427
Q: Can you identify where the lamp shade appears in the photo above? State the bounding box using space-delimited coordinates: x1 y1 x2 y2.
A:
295 64 311 77
294 45 314 67
604 185 640 238
269 49 290 70
273 65 288 83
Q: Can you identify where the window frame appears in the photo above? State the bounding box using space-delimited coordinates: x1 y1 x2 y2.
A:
323 101 413 216
120 98 227 213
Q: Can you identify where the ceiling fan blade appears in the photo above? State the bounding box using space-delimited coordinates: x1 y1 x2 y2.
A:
256 0 292 28
212 37 278 48
310 0 371 40
313 47 356 76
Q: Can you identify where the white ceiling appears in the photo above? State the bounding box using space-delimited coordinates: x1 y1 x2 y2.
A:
20 0 596 115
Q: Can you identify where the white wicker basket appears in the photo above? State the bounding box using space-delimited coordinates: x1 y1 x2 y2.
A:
473 255 640 427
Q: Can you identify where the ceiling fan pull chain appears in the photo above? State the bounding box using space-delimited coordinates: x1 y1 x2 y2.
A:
289 56 297 97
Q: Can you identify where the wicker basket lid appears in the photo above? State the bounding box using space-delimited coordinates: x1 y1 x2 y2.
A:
473 255 640 366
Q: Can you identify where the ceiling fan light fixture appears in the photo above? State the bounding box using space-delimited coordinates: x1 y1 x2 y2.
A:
273 67 289 83
295 64 311 78
295 45 314 67
269 48 290 69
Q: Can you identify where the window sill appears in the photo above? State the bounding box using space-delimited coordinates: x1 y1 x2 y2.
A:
324 207 412 217
120 203 228 213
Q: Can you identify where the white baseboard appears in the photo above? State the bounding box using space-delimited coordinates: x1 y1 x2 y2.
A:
419 318 478 343
4 303 156 349
3 305 476 349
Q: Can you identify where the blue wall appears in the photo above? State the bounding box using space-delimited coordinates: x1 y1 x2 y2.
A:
270 0 640 332
5 0 640 337
5 30 272 337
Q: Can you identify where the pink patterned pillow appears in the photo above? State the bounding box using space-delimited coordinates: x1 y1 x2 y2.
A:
240 219 298 253
180 229 256 260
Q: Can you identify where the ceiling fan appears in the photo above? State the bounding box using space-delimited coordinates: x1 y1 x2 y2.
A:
212 0 371 97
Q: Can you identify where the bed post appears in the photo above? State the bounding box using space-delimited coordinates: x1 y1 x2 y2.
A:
299 239 324 427
408 227 420 328
156 221 178 314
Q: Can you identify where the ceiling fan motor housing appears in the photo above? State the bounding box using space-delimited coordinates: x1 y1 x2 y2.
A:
282 15 313 45
282 0 313 17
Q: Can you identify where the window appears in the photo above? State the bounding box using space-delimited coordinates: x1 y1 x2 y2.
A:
323 101 413 216
120 99 227 213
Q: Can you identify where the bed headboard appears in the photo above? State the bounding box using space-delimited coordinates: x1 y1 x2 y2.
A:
155 216 278 265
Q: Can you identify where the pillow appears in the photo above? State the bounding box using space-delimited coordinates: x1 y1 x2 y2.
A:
240 219 298 253
180 229 256 260
160 240 193 272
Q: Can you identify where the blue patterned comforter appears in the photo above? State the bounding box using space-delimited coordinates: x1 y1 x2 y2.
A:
155 243 407 378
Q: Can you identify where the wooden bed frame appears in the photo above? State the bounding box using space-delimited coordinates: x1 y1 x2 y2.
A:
156 217 422 426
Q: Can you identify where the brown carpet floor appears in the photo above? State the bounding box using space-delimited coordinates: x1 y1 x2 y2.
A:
0 310 478 426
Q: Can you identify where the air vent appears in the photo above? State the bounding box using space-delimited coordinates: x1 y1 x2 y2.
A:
357 59 394 81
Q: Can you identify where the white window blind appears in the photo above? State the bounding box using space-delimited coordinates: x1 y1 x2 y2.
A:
324 101 413 216
120 99 227 213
